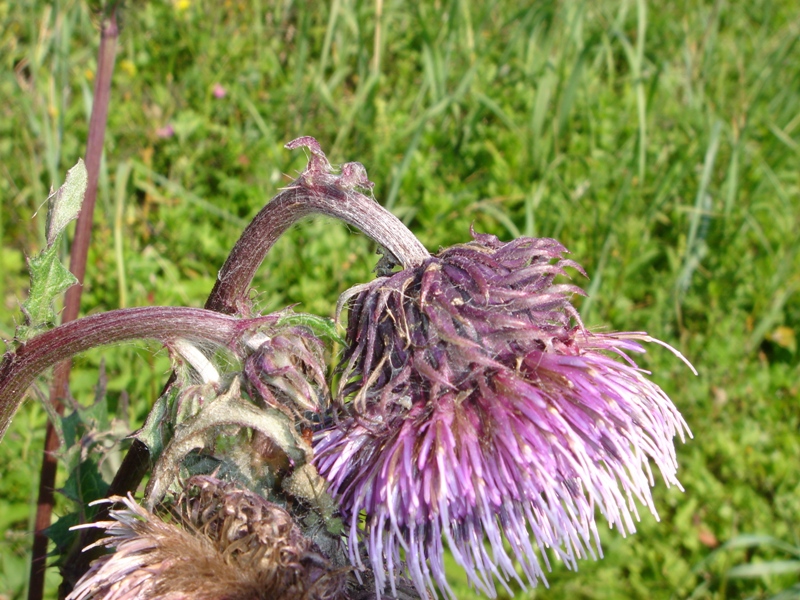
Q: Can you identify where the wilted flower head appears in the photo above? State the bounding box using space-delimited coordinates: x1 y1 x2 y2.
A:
68 476 348 600
315 230 693 599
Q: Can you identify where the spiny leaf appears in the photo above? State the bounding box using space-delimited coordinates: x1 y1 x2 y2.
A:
134 379 219 465
145 377 309 508
45 512 81 557
18 160 87 340
61 411 82 453
46 496 107 558
134 384 177 462
60 458 109 504
18 243 78 339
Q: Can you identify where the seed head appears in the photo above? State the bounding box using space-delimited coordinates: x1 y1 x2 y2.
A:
68 477 348 600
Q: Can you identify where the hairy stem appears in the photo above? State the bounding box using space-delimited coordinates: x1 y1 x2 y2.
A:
206 138 430 314
0 307 254 439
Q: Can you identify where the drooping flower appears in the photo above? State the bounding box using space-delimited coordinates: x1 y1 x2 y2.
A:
67 476 349 600
314 230 693 599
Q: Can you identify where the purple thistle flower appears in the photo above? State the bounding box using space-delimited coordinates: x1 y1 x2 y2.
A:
314 230 693 599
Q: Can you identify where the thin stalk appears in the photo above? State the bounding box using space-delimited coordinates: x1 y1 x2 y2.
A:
372 0 384 76
29 6 119 600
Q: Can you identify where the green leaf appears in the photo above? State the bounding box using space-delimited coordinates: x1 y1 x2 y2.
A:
728 560 800 578
719 535 800 558
45 159 87 245
19 242 78 339
60 410 82 452
17 160 87 340
278 312 345 346
44 511 81 556
134 385 175 462
60 458 109 504
45 503 107 558
77 388 111 433
134 379 216 465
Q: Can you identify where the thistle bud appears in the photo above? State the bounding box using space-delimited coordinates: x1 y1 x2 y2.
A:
243 323 331 422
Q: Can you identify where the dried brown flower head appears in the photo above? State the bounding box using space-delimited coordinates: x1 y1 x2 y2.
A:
68 476 348 600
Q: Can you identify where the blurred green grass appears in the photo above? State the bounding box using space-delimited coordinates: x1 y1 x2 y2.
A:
1 0 799 598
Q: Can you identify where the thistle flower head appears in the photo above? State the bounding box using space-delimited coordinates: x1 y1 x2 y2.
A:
243 320 331 423
68 477 348 600
315 230 692 599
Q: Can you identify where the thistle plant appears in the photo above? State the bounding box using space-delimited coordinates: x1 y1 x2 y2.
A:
0 137 693 599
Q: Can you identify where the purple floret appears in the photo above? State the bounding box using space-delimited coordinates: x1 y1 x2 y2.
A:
315 230 692 599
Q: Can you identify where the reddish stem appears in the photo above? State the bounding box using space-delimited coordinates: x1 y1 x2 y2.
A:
0 307 254 425
206 176 430 315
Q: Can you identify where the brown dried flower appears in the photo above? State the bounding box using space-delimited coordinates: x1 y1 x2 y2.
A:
68 476 348 600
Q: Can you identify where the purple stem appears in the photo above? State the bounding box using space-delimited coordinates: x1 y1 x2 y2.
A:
0 307 254 441
206 138 430 315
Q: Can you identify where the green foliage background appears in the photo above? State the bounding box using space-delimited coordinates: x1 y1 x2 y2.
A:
1 0 799 598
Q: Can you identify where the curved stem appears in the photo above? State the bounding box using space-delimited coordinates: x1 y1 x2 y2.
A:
0 307 252 441
206 139 430 315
